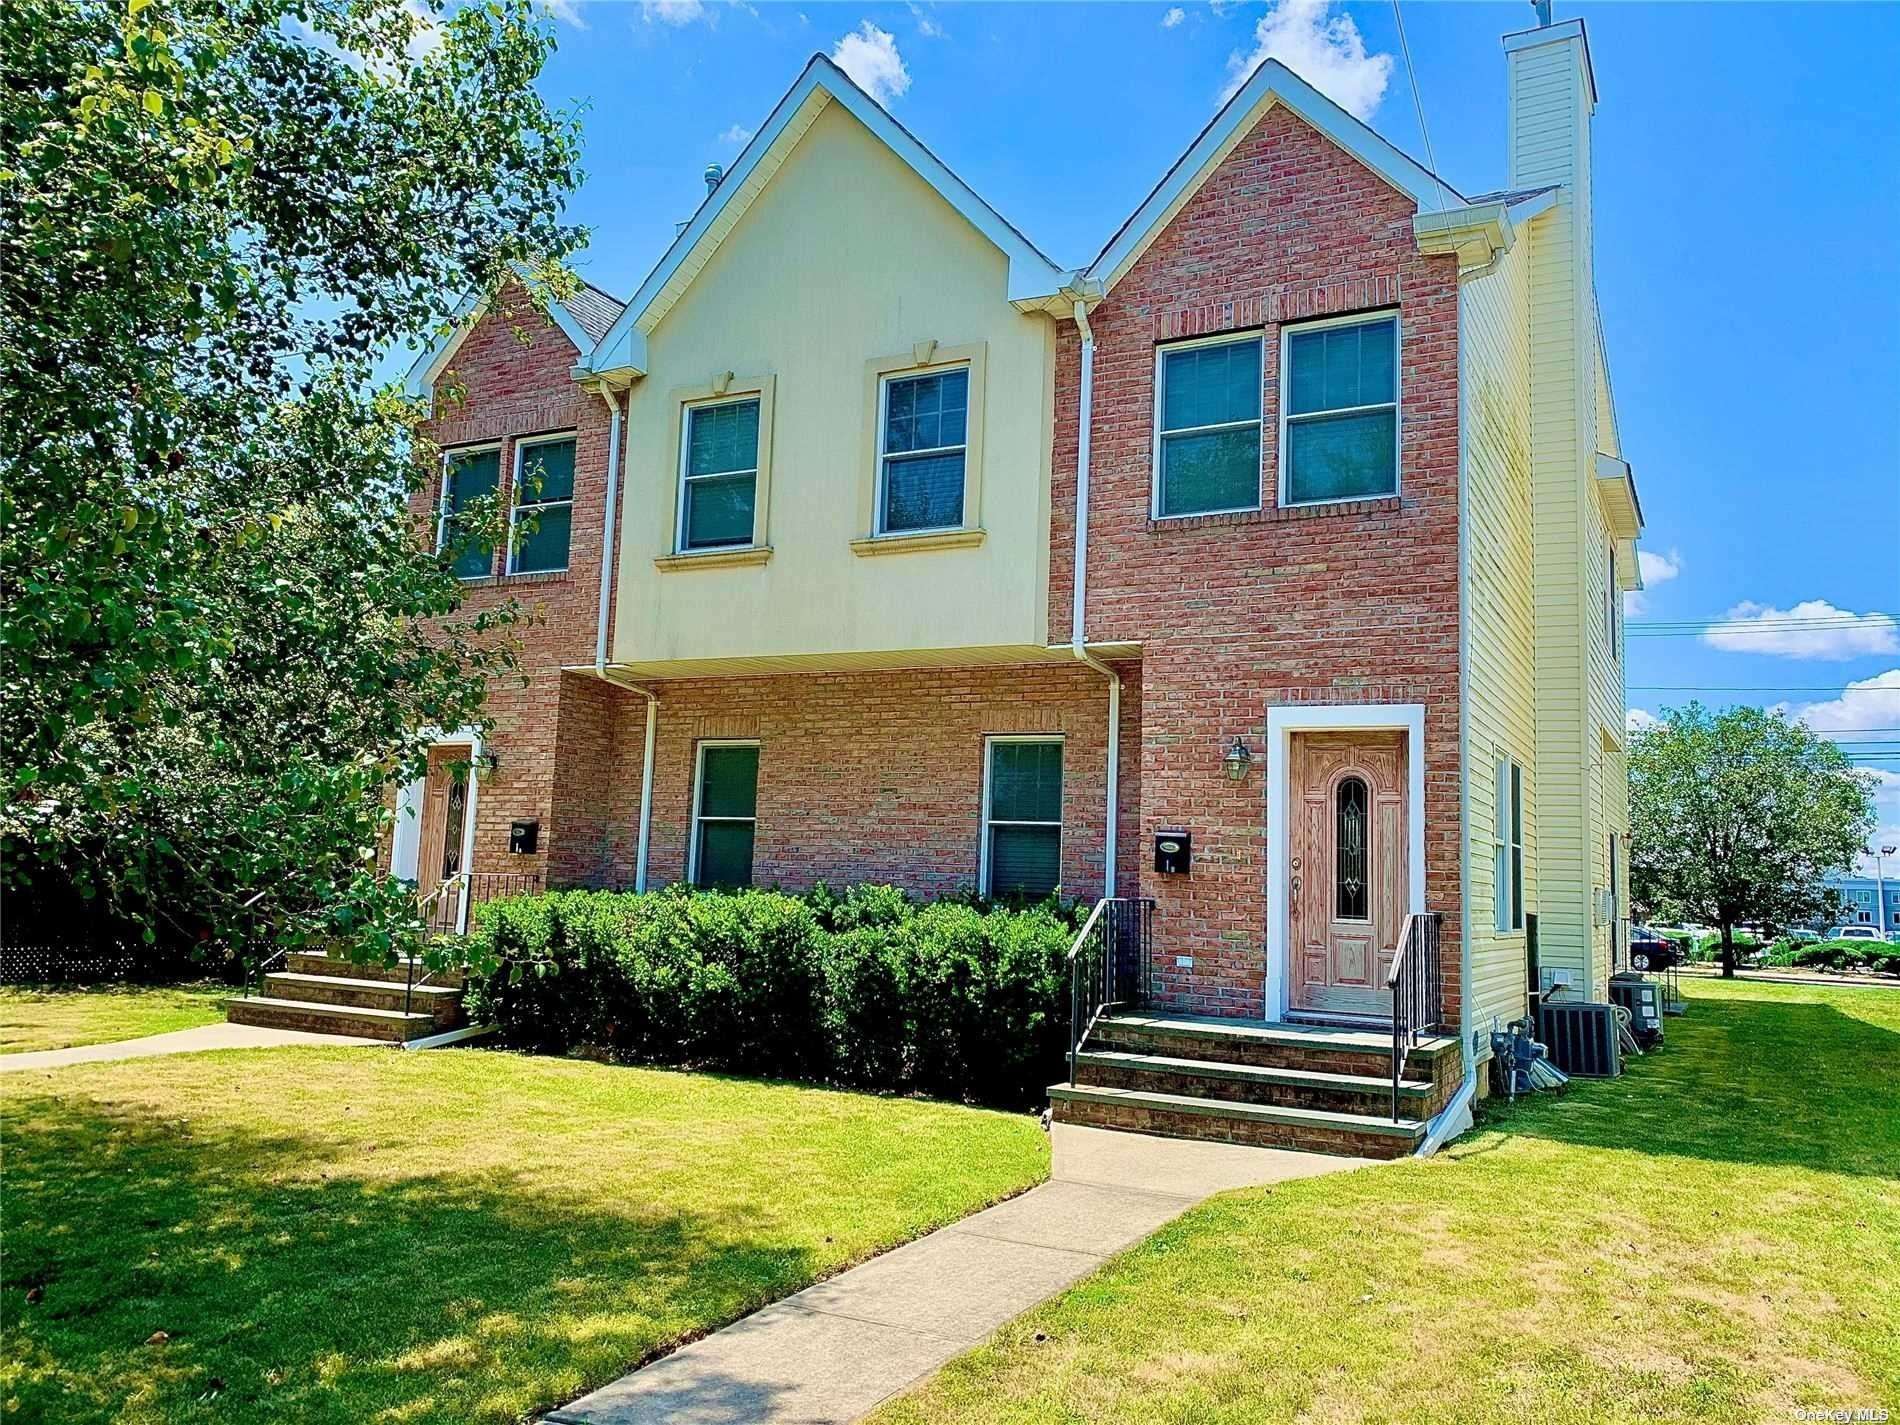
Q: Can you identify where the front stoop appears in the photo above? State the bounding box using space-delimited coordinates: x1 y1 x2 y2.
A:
1049 1013 1462 1160
225 952 466 1043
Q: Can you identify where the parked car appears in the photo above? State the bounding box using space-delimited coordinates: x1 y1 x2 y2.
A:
1787 928 1822 944
1829 925 1890 943
1628 926 1682 970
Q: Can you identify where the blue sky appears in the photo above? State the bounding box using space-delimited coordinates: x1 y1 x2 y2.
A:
517 0 1900 856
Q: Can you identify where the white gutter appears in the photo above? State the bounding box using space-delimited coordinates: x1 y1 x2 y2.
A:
574 383 658 893
1067 293 1118 898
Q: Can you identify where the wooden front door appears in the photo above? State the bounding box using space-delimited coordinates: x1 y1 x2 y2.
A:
1290 731 1407 1018
415 746 470 890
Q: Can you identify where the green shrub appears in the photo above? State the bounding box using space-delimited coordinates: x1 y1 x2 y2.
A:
460 884 1081 1105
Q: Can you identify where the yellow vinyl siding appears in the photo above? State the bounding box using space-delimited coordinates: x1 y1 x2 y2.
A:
1461 233 1540 1040
612 99 1057 670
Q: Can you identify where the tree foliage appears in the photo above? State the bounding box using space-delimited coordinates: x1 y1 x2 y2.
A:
1 0 583 967
1628 704 1874 975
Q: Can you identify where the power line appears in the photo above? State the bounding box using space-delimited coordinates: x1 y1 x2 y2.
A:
1390 1 1441 208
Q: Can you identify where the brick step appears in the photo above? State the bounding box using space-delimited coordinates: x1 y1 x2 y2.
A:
263 972 464 1026
1048 1081 1426 1161
284 951 464 990
1074 1049 1432 1116
1090 1012 1458 1077
227 996 438 1043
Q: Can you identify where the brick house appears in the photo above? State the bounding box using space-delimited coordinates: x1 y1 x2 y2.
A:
243 18 1645 1157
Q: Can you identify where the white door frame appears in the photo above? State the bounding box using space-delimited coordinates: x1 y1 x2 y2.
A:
1263 703 1427 1022
391 725 484 935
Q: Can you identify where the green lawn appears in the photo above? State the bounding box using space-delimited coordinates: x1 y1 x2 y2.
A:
1 1049 1048 1424
0 982 230 1055
874 978 1900 1425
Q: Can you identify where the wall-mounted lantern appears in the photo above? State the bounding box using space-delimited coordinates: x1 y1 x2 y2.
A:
1223 737 1253 783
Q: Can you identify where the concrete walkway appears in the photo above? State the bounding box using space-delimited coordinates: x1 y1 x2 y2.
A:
548 1124 1373 1425
0 1020 379 1074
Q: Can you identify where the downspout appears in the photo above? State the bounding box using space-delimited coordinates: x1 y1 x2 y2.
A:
588 381 658 893
1067 294 1118 899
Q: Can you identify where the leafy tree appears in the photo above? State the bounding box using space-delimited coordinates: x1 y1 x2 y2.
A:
1629 704 1874 976
0 0 583 970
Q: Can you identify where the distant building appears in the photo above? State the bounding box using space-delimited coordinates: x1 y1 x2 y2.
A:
1814 875 1900 934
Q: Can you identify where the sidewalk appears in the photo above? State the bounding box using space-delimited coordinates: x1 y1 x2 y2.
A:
547 1124 1374 1425
0 1020 379 1074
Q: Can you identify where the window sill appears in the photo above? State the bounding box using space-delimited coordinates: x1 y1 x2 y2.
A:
654 545 774 572
1147 495 1400 533
849 528 986 558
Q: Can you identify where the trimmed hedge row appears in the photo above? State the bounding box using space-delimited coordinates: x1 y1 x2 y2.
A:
1767 940 1900 976
461 885 1082 1105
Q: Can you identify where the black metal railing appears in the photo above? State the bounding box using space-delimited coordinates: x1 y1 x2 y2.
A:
1385 910 1443 1121
1067 896 1156 1085
409 870 541 1017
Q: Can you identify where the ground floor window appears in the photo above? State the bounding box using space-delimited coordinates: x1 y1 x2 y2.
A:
692 741 759 889
1495 758 1524 932
983 737 1063 898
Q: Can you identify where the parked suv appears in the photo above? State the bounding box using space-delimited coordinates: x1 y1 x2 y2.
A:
1829 925 1889 943
1628 926 1682 970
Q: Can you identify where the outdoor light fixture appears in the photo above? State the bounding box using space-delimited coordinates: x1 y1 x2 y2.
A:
1223 737 1253 783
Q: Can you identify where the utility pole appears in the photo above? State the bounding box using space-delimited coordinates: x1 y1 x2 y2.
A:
1878 845 1897 942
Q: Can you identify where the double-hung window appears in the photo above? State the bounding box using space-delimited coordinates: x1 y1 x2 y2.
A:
438 446 500 580
691 741 759 889
983 737 1063 898
678 398 760 551
1155 335 1263 517
1281 313 1399 505
1494 759 1525 933
509 435 575 575
878 366 969 534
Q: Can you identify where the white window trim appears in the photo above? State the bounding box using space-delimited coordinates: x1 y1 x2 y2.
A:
1276 309 1402 510
1151 330 1265 521
676 396 762 555
979 734 1064 897
687 738 760 888
506 432 577 576
1495 758 1525 935
436 442 503 581
875 364 972 537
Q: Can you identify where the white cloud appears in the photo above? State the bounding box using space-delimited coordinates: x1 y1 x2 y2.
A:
284 0 441 69
719 123 754 147
1626 707 1660 734
1162 6 1186 27
642 0 705 25
1625 546 1682 615
1221 0 1392 117
1786 668 1900 735
1854 769 1900 878
1638 548 1683 587
908 3 942 38
832 21 910 103
540 0 586 27
1702 600 1900 661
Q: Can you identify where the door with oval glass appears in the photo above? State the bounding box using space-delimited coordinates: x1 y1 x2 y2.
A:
1290 730 1407 1018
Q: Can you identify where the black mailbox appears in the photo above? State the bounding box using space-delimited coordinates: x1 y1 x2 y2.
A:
1154 828 1191 875
508 819 539 855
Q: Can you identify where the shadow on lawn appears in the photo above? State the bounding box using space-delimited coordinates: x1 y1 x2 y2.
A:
1481 993 1900 1179
2 1093 820 1425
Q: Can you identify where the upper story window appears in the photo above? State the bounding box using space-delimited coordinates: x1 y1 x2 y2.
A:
437 445 500 580
509 435 576 575
879 367 969 534
1280 313 1398 506
1154 335 1263 518
1605 539 1620 657
678 397 760 552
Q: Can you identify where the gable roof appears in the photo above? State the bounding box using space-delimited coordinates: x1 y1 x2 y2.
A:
1086 58 1469 296
585 54 1070 377
402 276 626 399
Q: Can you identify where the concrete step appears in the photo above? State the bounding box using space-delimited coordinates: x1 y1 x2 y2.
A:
1090 1012 1457 1077
1074 1048 1431 1116
227 996 438 1043
1047 1080 1426 1161
284 951 464 990
263 972 464 1026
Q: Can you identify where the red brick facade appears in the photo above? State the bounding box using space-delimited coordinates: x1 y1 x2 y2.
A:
1051 105 1464 1020
413 105 1465 1029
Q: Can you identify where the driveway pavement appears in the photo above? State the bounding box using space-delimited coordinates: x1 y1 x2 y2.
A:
547 1123 1373 1425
